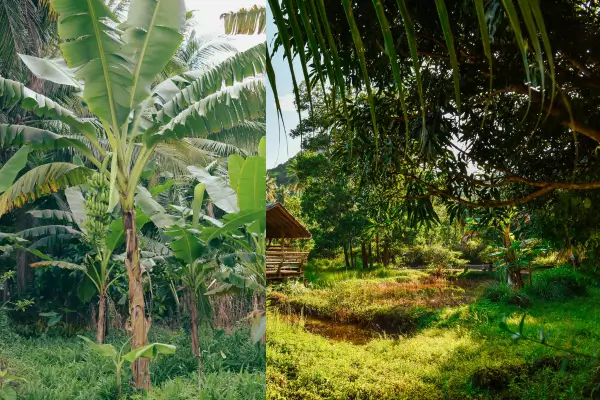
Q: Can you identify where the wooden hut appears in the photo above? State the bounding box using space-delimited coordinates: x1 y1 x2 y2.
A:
266 202 311 279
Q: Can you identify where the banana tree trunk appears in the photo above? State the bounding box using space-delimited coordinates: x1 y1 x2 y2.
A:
96 290 106 344
123 209 150 390
186 289 200 357
186 289 203 387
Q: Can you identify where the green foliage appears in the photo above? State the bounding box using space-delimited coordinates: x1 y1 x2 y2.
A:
525 267 589 301
0 313 265 400
402 244 467 269
268 279 600 400
78 334 176 397
482 283 532 308
0 367 27 400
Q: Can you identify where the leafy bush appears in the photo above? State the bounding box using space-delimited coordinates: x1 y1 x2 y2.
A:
482 283 532 307
457 238 488 264
526 267 588 300
532 251 559 268
402 244 468 269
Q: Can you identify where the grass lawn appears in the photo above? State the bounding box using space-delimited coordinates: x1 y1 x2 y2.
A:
267 269 600 399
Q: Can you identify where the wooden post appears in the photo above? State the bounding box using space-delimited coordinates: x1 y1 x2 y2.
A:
277 234 285 275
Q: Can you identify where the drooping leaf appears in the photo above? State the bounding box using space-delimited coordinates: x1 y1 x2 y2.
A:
65 186 87 232
188 166 238 213
0 145 31 194
201 209 265 242
434 0 461 113
30 260 86 271
156 42 266 123
372 0 409 149
134 186 181 228
221 5 266 35
78 335 118 360
0 77 100 148
0 163 92 216
27 209 76 223
149 79 266 146
18 225 81 239
228 154 245 194
0 124 99 165
18 54 82 88
192 183 205 226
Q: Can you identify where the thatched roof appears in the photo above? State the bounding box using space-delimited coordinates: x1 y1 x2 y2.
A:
266 202 311 239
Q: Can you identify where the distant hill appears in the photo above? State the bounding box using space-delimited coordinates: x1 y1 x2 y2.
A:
268 160 291 186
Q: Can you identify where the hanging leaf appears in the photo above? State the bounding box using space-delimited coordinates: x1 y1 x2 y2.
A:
0 145 31 194
188 166 239 213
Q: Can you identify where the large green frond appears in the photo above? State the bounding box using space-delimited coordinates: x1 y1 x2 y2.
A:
148 79 266 145
27 209 76 223
51 0 131 127
18 224 81 239
121 0 186 109
0 77 100 146
0 124 99 164
30 260 86 271
0 162 92 216
156 42 266 122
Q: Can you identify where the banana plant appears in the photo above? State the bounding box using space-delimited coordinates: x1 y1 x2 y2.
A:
0 368 27 400
28 170 124 343
152 137 266 385
0 2 265 389
78 335 175 398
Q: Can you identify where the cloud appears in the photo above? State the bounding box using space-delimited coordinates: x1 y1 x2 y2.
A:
279 92 297 112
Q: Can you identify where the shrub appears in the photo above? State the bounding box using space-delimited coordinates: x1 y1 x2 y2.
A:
457 238 487 264
402 244 468 269
482 283 532 307
526 267 588 300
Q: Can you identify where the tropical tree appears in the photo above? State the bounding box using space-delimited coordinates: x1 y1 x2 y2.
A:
0 1 266 388
268 0 600 210
161 137 267 386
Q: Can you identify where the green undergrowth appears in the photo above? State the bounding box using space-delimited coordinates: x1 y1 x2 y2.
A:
268 287 600 399
269 271 475 335
0 314 265 399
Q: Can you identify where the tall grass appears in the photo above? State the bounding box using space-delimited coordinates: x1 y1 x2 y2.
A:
0 313 265 399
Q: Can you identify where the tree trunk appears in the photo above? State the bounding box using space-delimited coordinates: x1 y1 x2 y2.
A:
16 209 33 294
508 268 525 289
343 244 350 268
368 242 373 268
376 233 380 264
186 290 203 387
361 242 368 269
96 291 106 344
349 242 355 268
383 238 390 267
123 209 150 390
186 290 200 357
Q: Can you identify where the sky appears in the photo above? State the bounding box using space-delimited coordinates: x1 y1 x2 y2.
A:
265 4 303 169
185 1 299 169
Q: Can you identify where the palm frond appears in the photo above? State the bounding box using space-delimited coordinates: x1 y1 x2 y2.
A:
220 6 266 35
